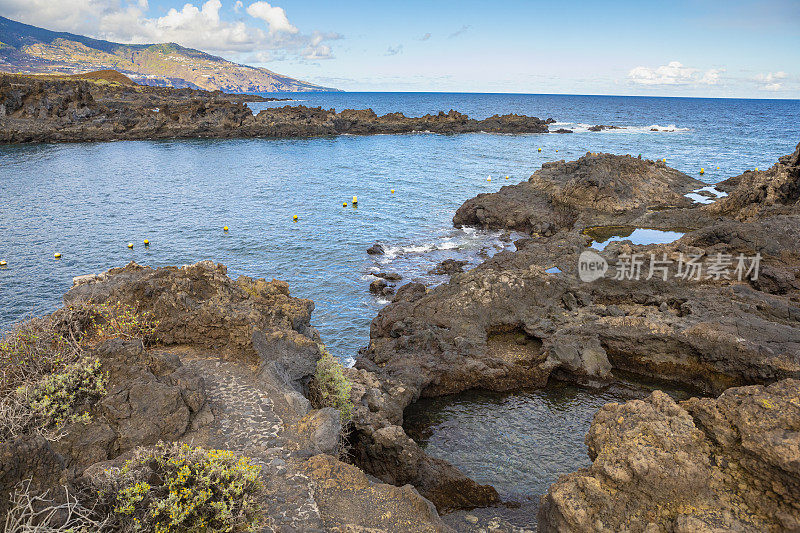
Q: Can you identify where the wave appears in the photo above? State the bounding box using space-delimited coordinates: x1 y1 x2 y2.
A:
549 122 691 134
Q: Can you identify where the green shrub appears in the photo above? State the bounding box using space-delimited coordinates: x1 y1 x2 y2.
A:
98 442 263 532
1 357 106 441
0 300 154 442
25 357 106 429
90 301 159 345
314 345 353 423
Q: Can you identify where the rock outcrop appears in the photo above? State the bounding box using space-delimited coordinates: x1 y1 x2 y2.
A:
0 74 554 143
344 142 800 524
539 379 800 532
453 153 705 233
2 261 454 531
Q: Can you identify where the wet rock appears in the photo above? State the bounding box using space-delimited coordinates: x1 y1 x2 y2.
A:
587 124 624 132
553 128 573 133
374 271 402 281
538 379 800 532
367 243 385 255
429 259 469 275
370 279 389 295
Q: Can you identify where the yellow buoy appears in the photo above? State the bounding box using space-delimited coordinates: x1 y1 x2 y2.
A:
487 177 491 181
755 167 759 171
0 260 7 266
662 158 666 162
293 215 298 221
538 148 542 152
390 189 395 194
144 239 149 246
54 253 62 259
700 168 705 174
223 226 229 232
343 202 347 207
127 242 133 249
716 166 720 170
555 149 558 152
505 175 509 179
352 196 358 204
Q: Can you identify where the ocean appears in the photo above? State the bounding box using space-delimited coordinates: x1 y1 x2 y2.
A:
1 92 799 363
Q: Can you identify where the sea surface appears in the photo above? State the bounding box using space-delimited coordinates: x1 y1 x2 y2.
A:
1 91 798 510
2 92 797 360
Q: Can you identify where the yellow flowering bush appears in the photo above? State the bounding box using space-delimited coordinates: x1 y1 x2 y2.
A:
90 301 159 345
103 442 263 532
0 300 154 442
25 357 106 429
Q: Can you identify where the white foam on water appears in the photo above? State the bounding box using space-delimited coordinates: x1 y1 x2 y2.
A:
548 122 690 134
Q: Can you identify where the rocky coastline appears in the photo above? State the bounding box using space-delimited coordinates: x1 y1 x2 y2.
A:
0 73 554 143
345 142 800 530
2 141 798 531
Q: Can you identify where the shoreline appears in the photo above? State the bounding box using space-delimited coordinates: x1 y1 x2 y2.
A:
2 140 798 531
0 72 560 144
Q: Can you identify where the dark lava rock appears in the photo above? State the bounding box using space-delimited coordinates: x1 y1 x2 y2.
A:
345 143 800 520
367 243 385 255
553 128 573 133
0 74 554 143
453 152 706 233
587 124 624 132
539 379 800 532
370 279 389 295
373 271 402 281
429 259 469 275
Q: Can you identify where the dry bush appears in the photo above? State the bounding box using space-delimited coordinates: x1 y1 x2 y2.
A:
0 301 156 442
3 480 111 533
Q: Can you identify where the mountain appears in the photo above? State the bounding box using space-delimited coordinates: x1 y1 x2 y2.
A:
0 16 336 93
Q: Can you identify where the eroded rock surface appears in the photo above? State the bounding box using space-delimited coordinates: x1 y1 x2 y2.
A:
538 379 800 532
453 153 705 233
345 142 800 524
3 262 452 531
0 74 552 143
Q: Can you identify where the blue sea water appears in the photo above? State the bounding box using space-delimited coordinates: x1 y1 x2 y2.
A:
1 93 799 363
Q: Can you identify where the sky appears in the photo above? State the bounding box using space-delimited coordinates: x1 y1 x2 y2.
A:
1 0 798 97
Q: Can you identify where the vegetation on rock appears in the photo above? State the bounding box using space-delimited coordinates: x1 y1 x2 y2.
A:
313 345 353 423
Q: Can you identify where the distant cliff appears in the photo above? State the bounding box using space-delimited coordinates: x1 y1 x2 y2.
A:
0 16 337 93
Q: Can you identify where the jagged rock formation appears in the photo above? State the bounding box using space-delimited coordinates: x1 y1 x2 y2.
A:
453 153 705 233
539 379 800 532
342 143 800 525
0 74 553 143
2 262 453 532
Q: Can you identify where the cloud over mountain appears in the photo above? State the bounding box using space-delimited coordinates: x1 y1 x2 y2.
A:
0 0 338 60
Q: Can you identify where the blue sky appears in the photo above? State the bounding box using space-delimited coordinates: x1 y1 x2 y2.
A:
2 0 798 97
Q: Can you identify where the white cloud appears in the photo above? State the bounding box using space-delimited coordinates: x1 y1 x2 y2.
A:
233 1 243 13
246 1 297 35
0 0 337 61
627 61 724 86
754 71 788 91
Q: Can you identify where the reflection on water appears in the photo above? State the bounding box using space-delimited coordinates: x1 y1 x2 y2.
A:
404 379 692 501
584 226 685 251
